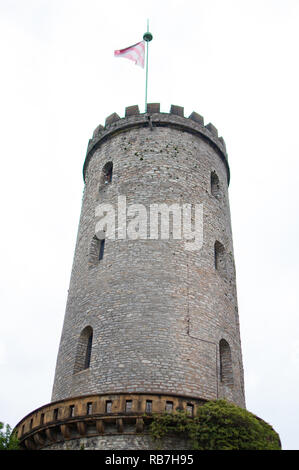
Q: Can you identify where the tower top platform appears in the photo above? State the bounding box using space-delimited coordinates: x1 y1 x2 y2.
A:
83 103 230 184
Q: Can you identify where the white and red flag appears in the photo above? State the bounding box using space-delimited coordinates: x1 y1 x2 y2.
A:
114 41 145 68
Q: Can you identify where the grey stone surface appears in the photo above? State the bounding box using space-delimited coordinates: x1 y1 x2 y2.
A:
52 108 245 411
42 434 192 450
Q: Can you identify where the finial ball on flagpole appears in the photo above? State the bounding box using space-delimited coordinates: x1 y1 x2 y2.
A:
143 32 153 42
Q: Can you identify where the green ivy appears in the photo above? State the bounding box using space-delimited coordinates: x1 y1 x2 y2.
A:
149 400 281 450
0 422 20 450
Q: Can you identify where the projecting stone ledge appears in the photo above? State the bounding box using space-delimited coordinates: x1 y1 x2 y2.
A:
14 392 207 450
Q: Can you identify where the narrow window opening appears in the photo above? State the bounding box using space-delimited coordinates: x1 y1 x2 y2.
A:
102 161 113 186
186 404 194 417
125 400 132 412
74 326 93 374
165 401 173 413
69 405 75 417
89 236 100 266
146 400 152 413
211 171 221 198
40 413 44 425
106 401 112 413
22 425 25 436
53 408 59 421
30 419 33 430
87 402 93 415
89 236 105 265
99 239 105 261
85 331 93 369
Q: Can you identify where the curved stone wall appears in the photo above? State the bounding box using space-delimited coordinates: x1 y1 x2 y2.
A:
51 104 245 408
15 393 204 450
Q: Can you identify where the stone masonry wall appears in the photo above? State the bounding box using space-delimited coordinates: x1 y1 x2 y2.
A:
42 434 192 450
51 106 245 408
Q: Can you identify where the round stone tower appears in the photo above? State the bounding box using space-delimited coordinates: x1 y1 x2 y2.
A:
15 103 245 450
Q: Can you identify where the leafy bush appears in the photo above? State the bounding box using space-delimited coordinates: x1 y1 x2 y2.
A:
149 399 281 450
0 422 20 450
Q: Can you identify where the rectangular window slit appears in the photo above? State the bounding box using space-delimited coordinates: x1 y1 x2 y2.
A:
186 404 194 417
106 400 112 413
87 402 93 415
125 400 132 412
165 401 173 412
146 400 152 413
99 239 105 260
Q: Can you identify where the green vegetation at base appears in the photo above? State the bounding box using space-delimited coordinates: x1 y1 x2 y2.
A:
149 399 281 450
0 422 20 450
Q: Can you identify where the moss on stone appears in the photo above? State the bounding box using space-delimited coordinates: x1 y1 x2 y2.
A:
149 399 281 450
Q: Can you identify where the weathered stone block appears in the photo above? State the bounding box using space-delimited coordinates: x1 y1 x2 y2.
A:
170 104 184 116
189 111 204 125
146 103 160 114
105 112 120 126
206 122 218 137
125 105 140 117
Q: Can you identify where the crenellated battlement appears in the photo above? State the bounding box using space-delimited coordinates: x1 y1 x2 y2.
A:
15 85 247 450
83 104 230 183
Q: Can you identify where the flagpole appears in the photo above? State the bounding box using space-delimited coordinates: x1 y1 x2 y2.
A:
143 20 153 113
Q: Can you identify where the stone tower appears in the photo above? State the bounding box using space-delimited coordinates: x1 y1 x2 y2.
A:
15 104 245 450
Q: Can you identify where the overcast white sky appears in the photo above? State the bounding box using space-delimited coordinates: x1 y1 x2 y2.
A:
0 0 298 450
